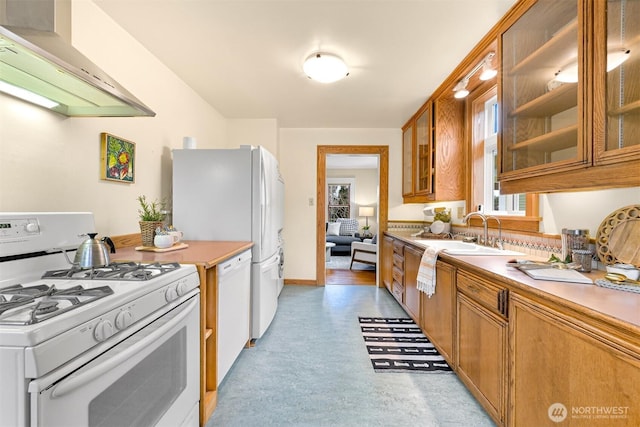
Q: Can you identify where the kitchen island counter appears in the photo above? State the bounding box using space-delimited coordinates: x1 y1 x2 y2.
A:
114 239 253 427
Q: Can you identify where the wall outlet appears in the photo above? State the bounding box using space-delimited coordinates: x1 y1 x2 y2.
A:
457 207 464 219
308 197 314 207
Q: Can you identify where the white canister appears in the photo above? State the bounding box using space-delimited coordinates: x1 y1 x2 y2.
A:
183 136 197 149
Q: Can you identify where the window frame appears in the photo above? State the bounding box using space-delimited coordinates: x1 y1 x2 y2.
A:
467 84 540 232
327 178 356 221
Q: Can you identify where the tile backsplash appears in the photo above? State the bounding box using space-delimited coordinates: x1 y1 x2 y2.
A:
387 220 602 270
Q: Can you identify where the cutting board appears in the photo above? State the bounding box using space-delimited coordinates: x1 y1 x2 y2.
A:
607 220 640 265
596 205 640 268
135 243 189 252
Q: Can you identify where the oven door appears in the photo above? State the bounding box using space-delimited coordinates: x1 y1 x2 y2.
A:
28 294 200 427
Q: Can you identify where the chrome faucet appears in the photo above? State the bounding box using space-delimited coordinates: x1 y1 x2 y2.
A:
463 212 488 246
486 216 503 250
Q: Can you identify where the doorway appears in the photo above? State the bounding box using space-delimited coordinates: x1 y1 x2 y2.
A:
316 145 389 286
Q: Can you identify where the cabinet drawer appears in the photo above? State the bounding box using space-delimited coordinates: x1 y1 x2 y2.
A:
393 253 404 269
392 266 404 284
457 272 508 318
392 280 404 301
393 240 404 255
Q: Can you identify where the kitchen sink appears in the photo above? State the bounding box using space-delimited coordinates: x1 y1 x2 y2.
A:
413 239 523 256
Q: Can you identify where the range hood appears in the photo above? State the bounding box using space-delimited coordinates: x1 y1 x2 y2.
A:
0 0 155 117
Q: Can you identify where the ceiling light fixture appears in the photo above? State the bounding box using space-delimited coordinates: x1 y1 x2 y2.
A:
453 51 496 99
303 52 349 83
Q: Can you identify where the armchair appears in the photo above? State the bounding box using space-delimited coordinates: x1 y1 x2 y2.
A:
349 237 378 270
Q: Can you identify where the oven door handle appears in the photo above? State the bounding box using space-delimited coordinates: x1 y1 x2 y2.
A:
51 298 198 399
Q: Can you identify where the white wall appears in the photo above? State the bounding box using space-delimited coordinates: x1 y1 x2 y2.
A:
541 187 640 236
0 1 228 235
227 119 279 156
279 128 423 281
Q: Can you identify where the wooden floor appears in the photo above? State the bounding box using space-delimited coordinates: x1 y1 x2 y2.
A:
325 268 376 285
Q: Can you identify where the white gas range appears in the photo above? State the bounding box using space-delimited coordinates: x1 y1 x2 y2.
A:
0 213 200 427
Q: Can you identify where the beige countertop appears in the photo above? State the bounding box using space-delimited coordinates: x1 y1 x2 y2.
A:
385 231 640 334
113 240 254 269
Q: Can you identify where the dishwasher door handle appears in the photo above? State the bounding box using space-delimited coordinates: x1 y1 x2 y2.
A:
218 251 252 277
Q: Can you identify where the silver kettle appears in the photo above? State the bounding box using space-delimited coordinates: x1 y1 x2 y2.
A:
62 233 116 269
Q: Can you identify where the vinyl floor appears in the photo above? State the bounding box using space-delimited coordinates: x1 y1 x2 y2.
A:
206 284 495 427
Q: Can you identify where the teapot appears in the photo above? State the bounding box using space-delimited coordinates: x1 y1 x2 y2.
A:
61 233 116 268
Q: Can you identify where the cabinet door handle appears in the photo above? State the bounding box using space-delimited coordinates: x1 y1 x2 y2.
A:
498 289 509 317
467 284 480 293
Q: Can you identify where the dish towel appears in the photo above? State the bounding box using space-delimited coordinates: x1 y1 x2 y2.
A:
417 246 441 297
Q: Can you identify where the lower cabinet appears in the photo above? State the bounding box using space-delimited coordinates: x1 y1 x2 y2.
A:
509 293 640 426
403 244 422 322
421 260 455 365
391 240 405 304
381 235 394 293
456 271 508 426
380 233 639 427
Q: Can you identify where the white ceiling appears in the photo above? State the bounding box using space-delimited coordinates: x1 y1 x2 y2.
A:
95 0 517 128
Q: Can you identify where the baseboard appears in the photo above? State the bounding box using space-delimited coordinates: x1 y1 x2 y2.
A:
284 279 317 286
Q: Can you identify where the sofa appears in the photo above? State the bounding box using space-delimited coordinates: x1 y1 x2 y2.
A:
326 219 362 256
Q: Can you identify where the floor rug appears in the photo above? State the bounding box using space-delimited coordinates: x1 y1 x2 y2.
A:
359 316 453 373
326 256 375 271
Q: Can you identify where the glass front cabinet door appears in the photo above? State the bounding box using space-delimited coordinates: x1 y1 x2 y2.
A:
499 0 640 191
594 0 640 164
414 103 433 196
499 0 583 179
402 121 414 197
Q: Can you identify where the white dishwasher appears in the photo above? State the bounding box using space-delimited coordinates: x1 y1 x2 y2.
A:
217 249 252 385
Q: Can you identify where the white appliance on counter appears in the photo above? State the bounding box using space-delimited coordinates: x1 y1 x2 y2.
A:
0 212 200 427
173 146 285 340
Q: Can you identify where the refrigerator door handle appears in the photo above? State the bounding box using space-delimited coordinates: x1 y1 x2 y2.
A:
261 159 267 252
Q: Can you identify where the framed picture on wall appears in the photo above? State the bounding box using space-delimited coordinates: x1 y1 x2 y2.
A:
100 132 135 183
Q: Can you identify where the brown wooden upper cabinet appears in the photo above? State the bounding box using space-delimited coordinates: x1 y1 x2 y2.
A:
402 98 464 203
403 102 434 201
498 0 640 193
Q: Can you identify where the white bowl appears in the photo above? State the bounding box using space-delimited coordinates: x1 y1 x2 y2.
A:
606 264 640 281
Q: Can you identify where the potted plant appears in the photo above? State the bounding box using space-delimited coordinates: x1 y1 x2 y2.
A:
137 195 166 247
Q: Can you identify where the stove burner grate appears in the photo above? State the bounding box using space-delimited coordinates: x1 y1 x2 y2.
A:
41 262 182 281
34 300 59 314
0 284 114 325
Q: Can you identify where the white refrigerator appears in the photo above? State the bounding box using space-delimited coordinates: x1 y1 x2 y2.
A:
172 146 284 339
